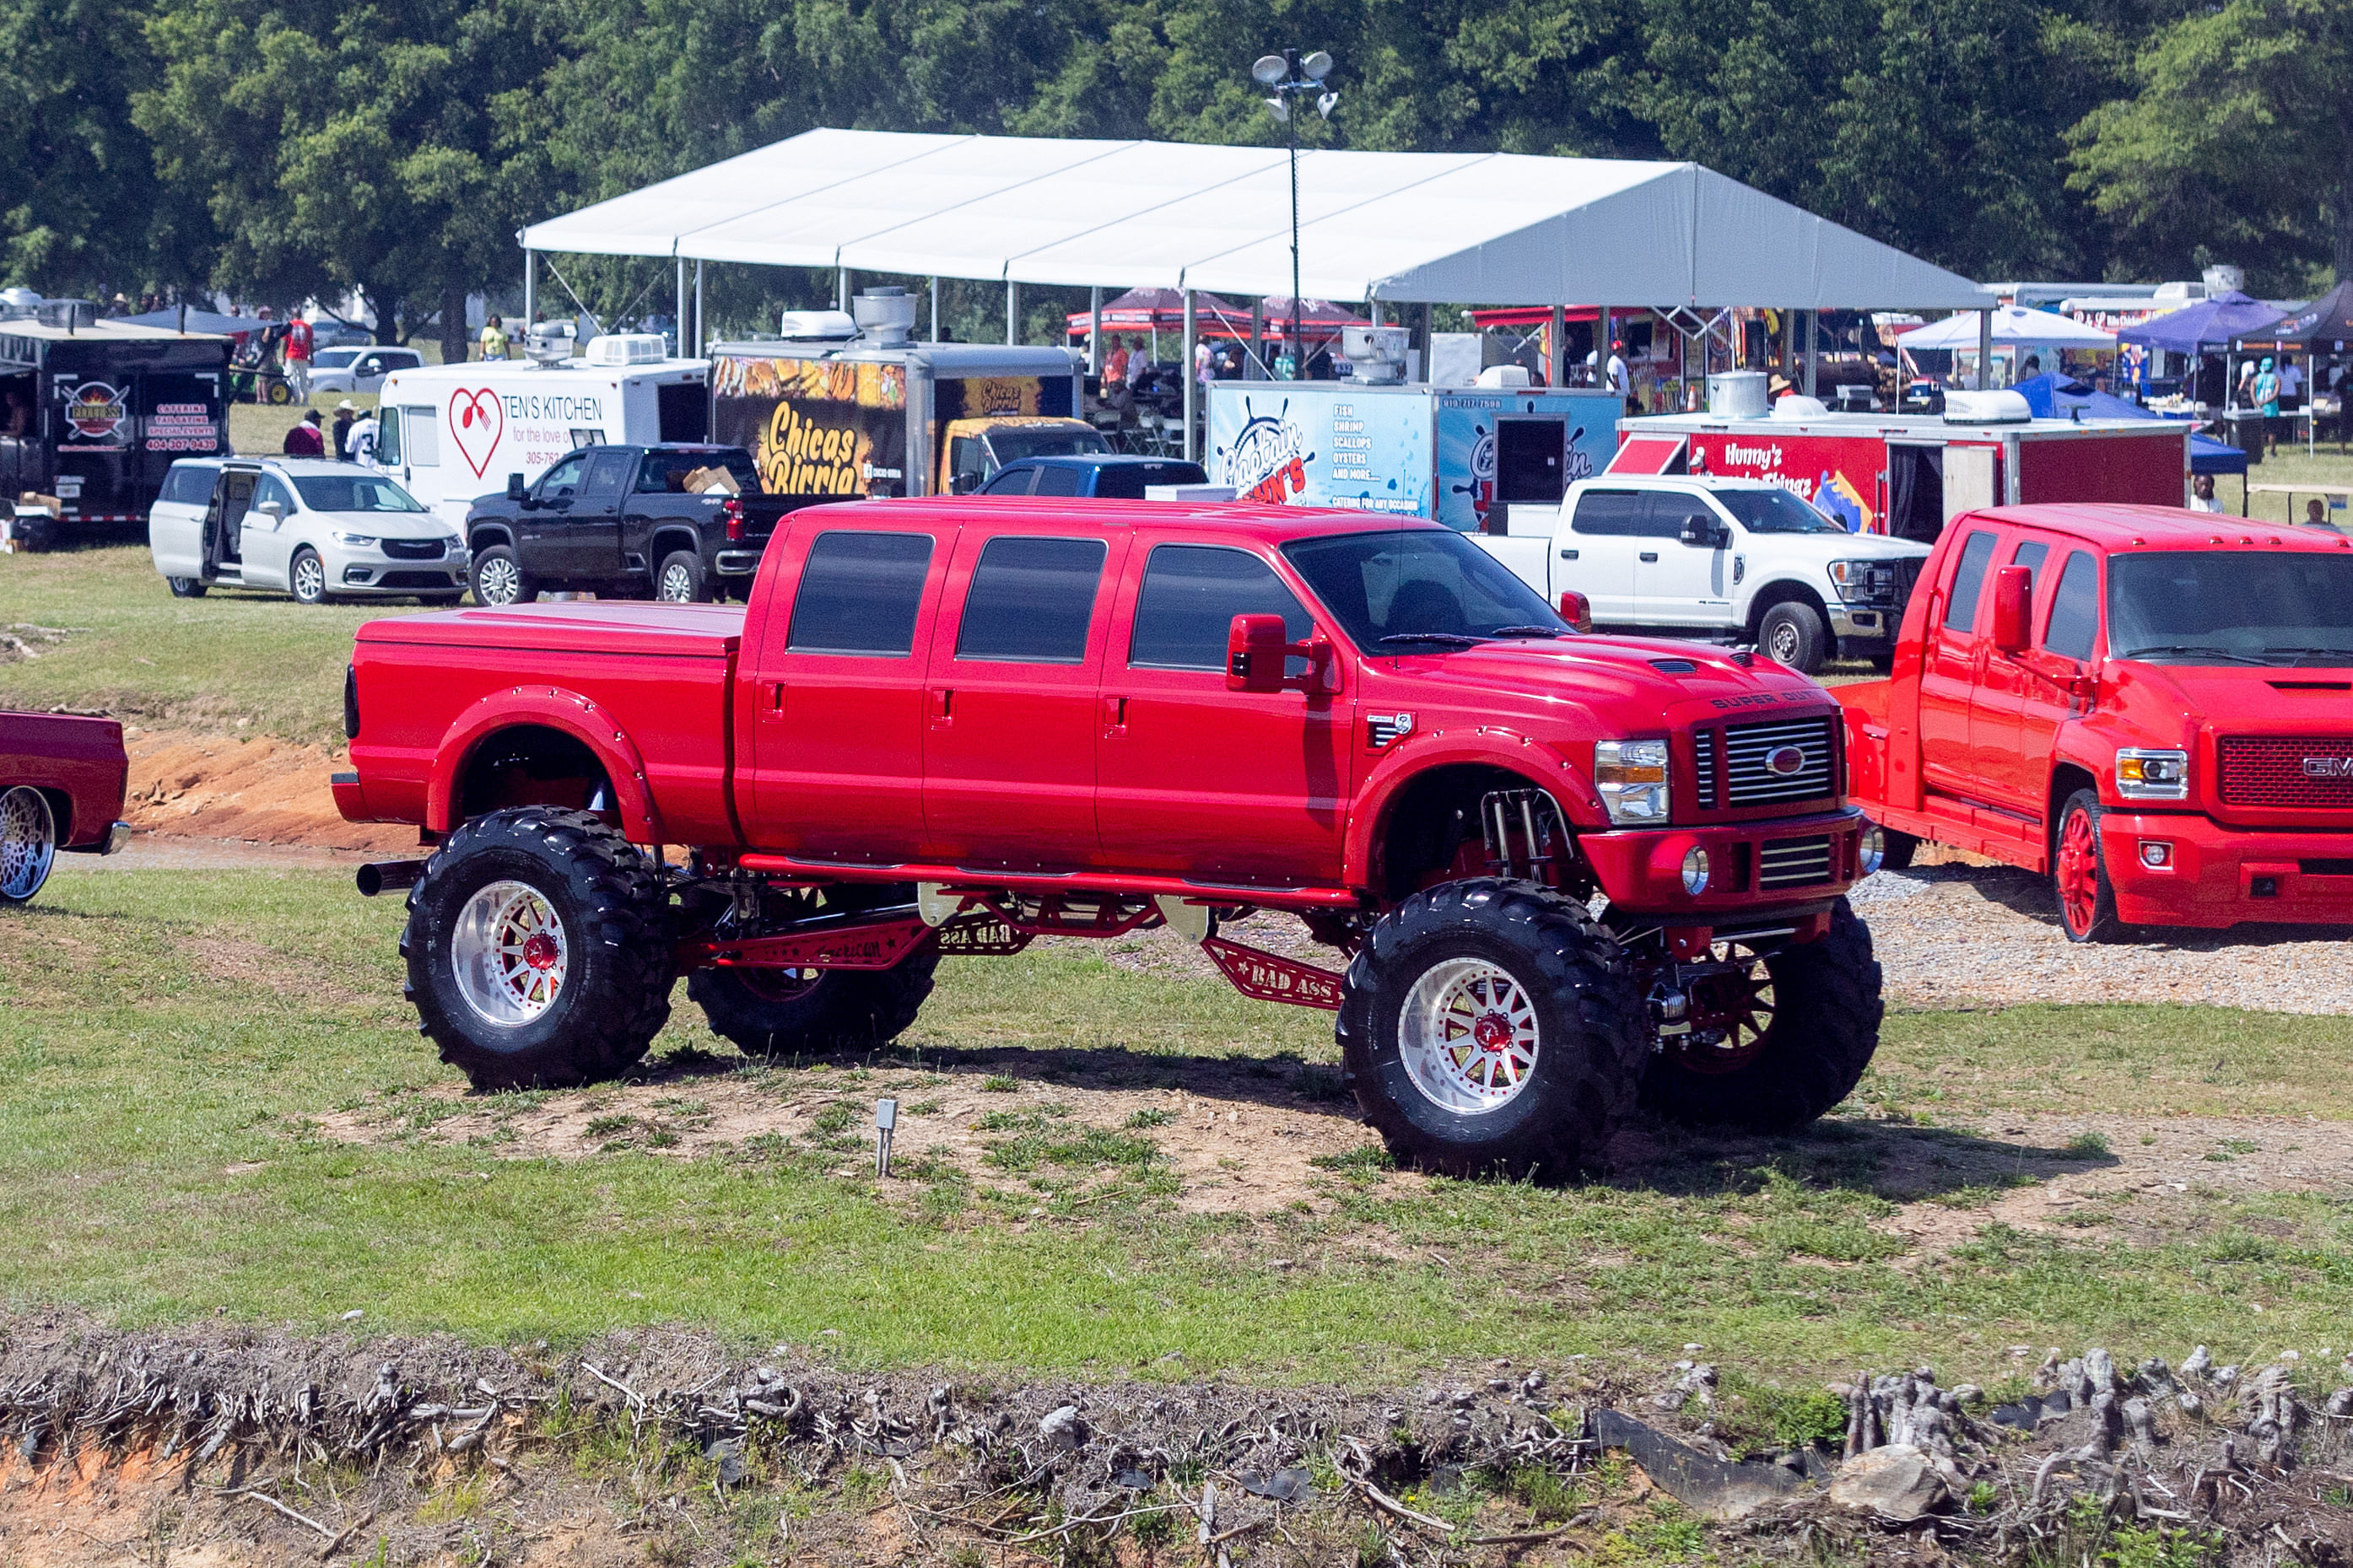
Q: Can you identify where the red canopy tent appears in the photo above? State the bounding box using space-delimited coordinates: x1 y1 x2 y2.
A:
1066 291 1365 342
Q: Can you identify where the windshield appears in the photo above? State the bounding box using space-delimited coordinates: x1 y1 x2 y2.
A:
2109 551 2353 665
637 448 760 494
1716 488 1846 535
1281 529 1569 648
291 474 425 514
310 348 364 370
987 425 1109 465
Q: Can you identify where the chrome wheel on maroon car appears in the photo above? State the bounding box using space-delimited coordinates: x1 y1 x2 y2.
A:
0 786 57 904
1396 957 1542 1113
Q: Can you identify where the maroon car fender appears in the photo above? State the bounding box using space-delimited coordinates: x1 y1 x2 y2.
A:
1341 726 1608 890
427 686 667 843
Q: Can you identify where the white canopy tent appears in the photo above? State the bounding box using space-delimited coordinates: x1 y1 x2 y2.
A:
520 127 1998 454
1901 304 2116 349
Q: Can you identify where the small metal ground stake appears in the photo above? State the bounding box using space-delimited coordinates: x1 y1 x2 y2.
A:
874 1098 897 1177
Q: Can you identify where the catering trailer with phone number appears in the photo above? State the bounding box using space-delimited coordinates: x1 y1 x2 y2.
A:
1607 404 2189 542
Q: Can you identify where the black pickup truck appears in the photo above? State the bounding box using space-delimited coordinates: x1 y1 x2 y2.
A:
461 444 807 605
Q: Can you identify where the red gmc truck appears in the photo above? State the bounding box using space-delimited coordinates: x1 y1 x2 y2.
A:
335 498 1886 1174
1839 504 2353 940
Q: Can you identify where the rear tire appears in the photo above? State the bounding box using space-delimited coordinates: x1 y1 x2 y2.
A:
1638 897 1884 1129
2053 789 2124 943
166 576 208 598
470 544 533 606
0 786 58 904
1337 878 1645 1179
1757 600 1828 673
402 806 673 1088
654 550 709 604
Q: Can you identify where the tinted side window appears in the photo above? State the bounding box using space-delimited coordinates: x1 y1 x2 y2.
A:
955 536 1109 663
1570 489 1649 536
580 451 634 501
2010 538 2049 590
375 407 402 467
253 474 296 514
1942 530 1998 631
159 465 213 505
1130 544 1311 671
1645 491 1716 541
538 453 586 498
979 466 1035 496
787 531 935 655
2044 550 2100 661
1029 465 1085 498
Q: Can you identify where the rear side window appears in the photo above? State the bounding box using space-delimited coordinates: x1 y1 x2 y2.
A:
580 450 634 501
2044 550 2100 661
1129 544 1311 670
955 536 1109 663
2010 537 2049 590
1942 530 1998 630
159 464 213 505
1092 462 1205 499
1570 489 1653 536
787 531 935 655
978 466 1033 496
1029 466 1085 498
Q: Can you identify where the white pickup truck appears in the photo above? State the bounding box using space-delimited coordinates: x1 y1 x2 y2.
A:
1473 475 1933 671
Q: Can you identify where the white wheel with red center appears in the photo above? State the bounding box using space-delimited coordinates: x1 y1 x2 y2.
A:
451 878 569 1026
1396 957 1541 1113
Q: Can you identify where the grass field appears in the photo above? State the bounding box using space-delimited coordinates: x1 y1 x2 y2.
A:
3 861 2348 1390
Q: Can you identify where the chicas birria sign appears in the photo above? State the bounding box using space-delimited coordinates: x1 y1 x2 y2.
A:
712 357 909 499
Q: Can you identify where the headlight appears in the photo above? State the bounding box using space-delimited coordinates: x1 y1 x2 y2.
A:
1827 559 1884 602
330 531 380 549
1595 739 1671 825
1681 845 1710 895
2116 748 2189 800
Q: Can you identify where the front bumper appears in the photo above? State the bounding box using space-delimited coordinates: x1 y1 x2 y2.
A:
336 550 468 595
2102 811 2353 928
1829 603 1893 649
1579 806 1868 923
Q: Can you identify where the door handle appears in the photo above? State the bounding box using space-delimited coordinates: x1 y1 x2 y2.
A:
931 688 953 728
1559 548 1578 559
763 682 785 719
1639 552 1660 563
1103 694 1127 736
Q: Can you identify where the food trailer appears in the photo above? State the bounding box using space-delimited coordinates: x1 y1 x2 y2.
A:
1204 377 1622 532
0 318 230 547
1607 394 2188 540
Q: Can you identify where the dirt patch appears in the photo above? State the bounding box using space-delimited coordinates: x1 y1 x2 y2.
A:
121 727 413 855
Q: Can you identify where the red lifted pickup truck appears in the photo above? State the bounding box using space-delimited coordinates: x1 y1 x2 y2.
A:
1840 504 2353 940
337 498 1885 1174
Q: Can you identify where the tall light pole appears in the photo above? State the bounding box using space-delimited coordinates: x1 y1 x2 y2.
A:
1251 49 1338 380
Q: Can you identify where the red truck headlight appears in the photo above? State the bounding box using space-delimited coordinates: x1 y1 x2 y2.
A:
2116 747 2188 800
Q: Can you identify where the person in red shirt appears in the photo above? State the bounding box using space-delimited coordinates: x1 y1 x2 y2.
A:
283 316 313 364
1104 336 1131 385
283 411 325 456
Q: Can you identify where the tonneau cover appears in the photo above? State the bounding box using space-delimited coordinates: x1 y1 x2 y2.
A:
356 602 742 658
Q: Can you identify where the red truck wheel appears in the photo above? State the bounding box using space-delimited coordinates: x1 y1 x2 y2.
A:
688 946 938 1056
2053 789 2122 942
1638 897 1883 1129
400 807 674 1089
1337 879 1645 1179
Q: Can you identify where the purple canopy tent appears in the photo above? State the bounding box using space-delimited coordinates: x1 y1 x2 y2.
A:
2113 290 2284 353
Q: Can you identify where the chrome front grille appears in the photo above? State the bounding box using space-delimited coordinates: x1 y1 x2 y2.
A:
1692 730 1718 810
1722 714 1837 806
1758 834 1835 889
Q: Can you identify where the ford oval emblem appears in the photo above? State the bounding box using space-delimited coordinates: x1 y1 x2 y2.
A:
1766 745 1807 777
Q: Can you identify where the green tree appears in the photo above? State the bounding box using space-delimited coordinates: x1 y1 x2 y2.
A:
2069 0 2351 289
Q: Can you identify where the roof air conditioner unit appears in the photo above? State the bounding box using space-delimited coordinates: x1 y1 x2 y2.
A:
779 310 858 342
1770 394 1829 419
584 332 667 367
1942 389 2033 424
1475 364 1531 390
853 288 917 348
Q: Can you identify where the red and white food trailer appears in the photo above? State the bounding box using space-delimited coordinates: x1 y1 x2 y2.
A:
1607 407 2188 540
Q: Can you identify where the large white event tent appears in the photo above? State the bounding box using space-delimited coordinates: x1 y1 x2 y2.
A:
520 127 1996 451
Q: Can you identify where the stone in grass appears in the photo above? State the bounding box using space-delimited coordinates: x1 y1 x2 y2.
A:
1829 1444 1951 1522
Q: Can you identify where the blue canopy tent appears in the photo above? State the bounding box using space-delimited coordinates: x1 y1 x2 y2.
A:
2012 373 2245 476
2114 290 2284 354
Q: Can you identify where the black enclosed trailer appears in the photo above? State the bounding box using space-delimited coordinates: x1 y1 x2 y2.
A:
0 321 232 547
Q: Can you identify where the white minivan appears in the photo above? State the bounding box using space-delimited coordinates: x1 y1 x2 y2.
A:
148 457 469 604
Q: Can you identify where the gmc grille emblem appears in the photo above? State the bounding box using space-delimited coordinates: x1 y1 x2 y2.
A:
2302 756 2353 779
1766 745 1808 777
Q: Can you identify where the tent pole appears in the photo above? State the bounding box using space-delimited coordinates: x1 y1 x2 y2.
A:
1088 286 1102 373
1006 280 1020 347
521 244 536 331
1804 310 1818 398
693 260 704 357
1548 304 1566 388
837 267 850 312
1978 309 1994 391
1183 288 1198 462
1250 298 1264 380
930 277 940 343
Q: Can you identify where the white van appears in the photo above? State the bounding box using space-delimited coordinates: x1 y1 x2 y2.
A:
370 339 711 527
148 457 467 604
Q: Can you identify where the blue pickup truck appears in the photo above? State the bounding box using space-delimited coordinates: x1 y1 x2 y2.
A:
976 454 1210 498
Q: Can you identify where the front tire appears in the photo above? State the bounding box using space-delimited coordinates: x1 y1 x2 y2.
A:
1757 600 1828 673
0 786 58 904
2053 789 2123 943
289 547 328 605
1638 897 1884 1129
654 550 709 604
402 807 674 1089
1337 878 1645 1178
470 544 533 606
166 575 208 598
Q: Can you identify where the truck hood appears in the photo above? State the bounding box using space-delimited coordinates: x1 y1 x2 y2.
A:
1761 532 1929 561
2109 660 2353 743
1373 633 1834 739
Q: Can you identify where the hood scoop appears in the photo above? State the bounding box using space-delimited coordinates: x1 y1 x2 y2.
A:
2268 680 2350 691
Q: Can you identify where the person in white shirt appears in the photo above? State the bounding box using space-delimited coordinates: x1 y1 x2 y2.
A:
2280 358 2304 401
347 410 380 466
1127 344 1153 388
1585 340 1632 396
2188 473 2222 513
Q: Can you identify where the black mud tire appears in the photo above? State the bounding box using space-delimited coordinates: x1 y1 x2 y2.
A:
401 806 673 1089
1757 599 1828 673
166 575 208 598
688 951 939 1058
1336 877 1646 1180
654 549 710 604
1638 897 1884 1130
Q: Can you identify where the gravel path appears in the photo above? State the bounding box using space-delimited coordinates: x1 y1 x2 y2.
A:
1853 859 2352 1014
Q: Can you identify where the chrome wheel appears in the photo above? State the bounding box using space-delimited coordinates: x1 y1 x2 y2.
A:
1766 619 1801 664
656 561 696 601
475 554 522 605
450 879 569 1027
0 786 57 903
290 550 327 603
1396 956 1541 1114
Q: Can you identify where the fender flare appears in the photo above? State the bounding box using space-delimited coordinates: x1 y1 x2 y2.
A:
467 520 517 553
428 685 664 843
1342 727 1608 889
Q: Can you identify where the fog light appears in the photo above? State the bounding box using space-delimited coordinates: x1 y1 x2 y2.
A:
1681 846 1711 896
2251 875 2279 897
1860 824 1886 876
2138 840 2172 868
